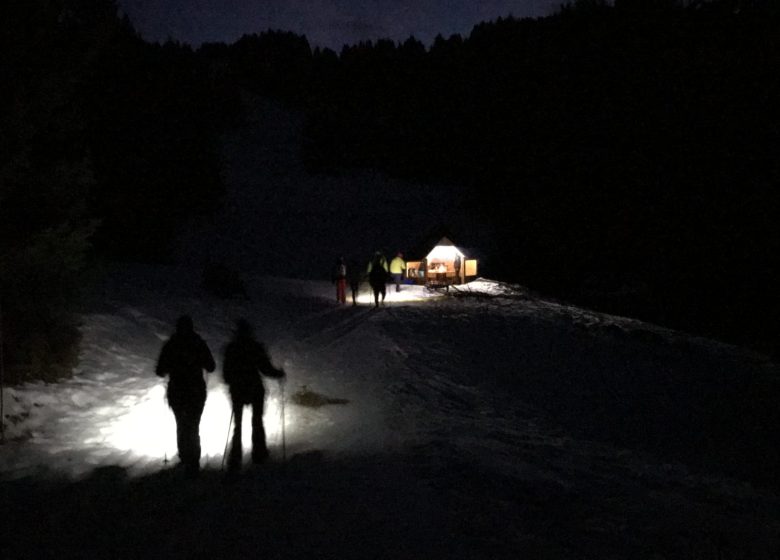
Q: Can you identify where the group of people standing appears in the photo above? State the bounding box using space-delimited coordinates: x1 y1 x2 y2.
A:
332 250 407 308
155 315 284 477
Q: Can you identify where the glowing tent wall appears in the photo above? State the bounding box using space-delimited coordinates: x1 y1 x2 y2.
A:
405 236 477 287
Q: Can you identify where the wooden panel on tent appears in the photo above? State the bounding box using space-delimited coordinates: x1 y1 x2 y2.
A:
464 259 477 278
405 261 423 281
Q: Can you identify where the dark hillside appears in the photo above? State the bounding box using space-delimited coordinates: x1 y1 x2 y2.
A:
214 0 780 352
0 0 235 381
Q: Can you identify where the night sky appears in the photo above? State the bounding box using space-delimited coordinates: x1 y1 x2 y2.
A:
118 0 561 49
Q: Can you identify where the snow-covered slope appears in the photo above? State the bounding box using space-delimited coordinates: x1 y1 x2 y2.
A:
2 265 779 558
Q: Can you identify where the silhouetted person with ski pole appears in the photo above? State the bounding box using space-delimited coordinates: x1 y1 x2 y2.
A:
367 250 389 308
222 319 285 475
156 315 215 477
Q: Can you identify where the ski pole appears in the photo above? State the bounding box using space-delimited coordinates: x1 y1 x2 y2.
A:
221 409 234 470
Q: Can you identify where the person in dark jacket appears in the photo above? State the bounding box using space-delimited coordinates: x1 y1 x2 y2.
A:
367 251 389 308
347 258 363 306
156 315 215 476
223 319 285 473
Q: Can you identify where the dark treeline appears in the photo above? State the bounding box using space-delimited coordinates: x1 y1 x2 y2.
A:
1 0 235 381
3 0 779 382
208 0 780 352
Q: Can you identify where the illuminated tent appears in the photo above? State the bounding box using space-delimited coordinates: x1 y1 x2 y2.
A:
405 236 477 287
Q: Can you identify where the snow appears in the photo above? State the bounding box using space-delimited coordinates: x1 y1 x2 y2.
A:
2 96 779 557
3 269 779 557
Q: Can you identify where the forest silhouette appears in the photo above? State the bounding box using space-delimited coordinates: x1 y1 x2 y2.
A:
2 0 778 381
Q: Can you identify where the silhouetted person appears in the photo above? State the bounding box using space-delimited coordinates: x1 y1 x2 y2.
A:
223 319 285 473
367 251 389 307
347 258 363 306
332 256 347 304
156 315 215 476
453 254 462 283
389 251 406 292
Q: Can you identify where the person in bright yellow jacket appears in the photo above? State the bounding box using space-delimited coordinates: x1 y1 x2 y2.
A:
389 251 406 293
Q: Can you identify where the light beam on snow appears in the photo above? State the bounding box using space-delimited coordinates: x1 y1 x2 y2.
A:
102 381 293 463
353 287 440 305
98 383 172 458
199 384 290 459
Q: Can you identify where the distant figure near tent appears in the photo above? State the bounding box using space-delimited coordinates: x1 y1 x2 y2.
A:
332 256 347 304
222 319 285 473
156 315 215 476
389 251 406 292
367 251 389 308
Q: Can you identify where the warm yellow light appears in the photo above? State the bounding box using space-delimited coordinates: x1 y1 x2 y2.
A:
426 244 465 262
